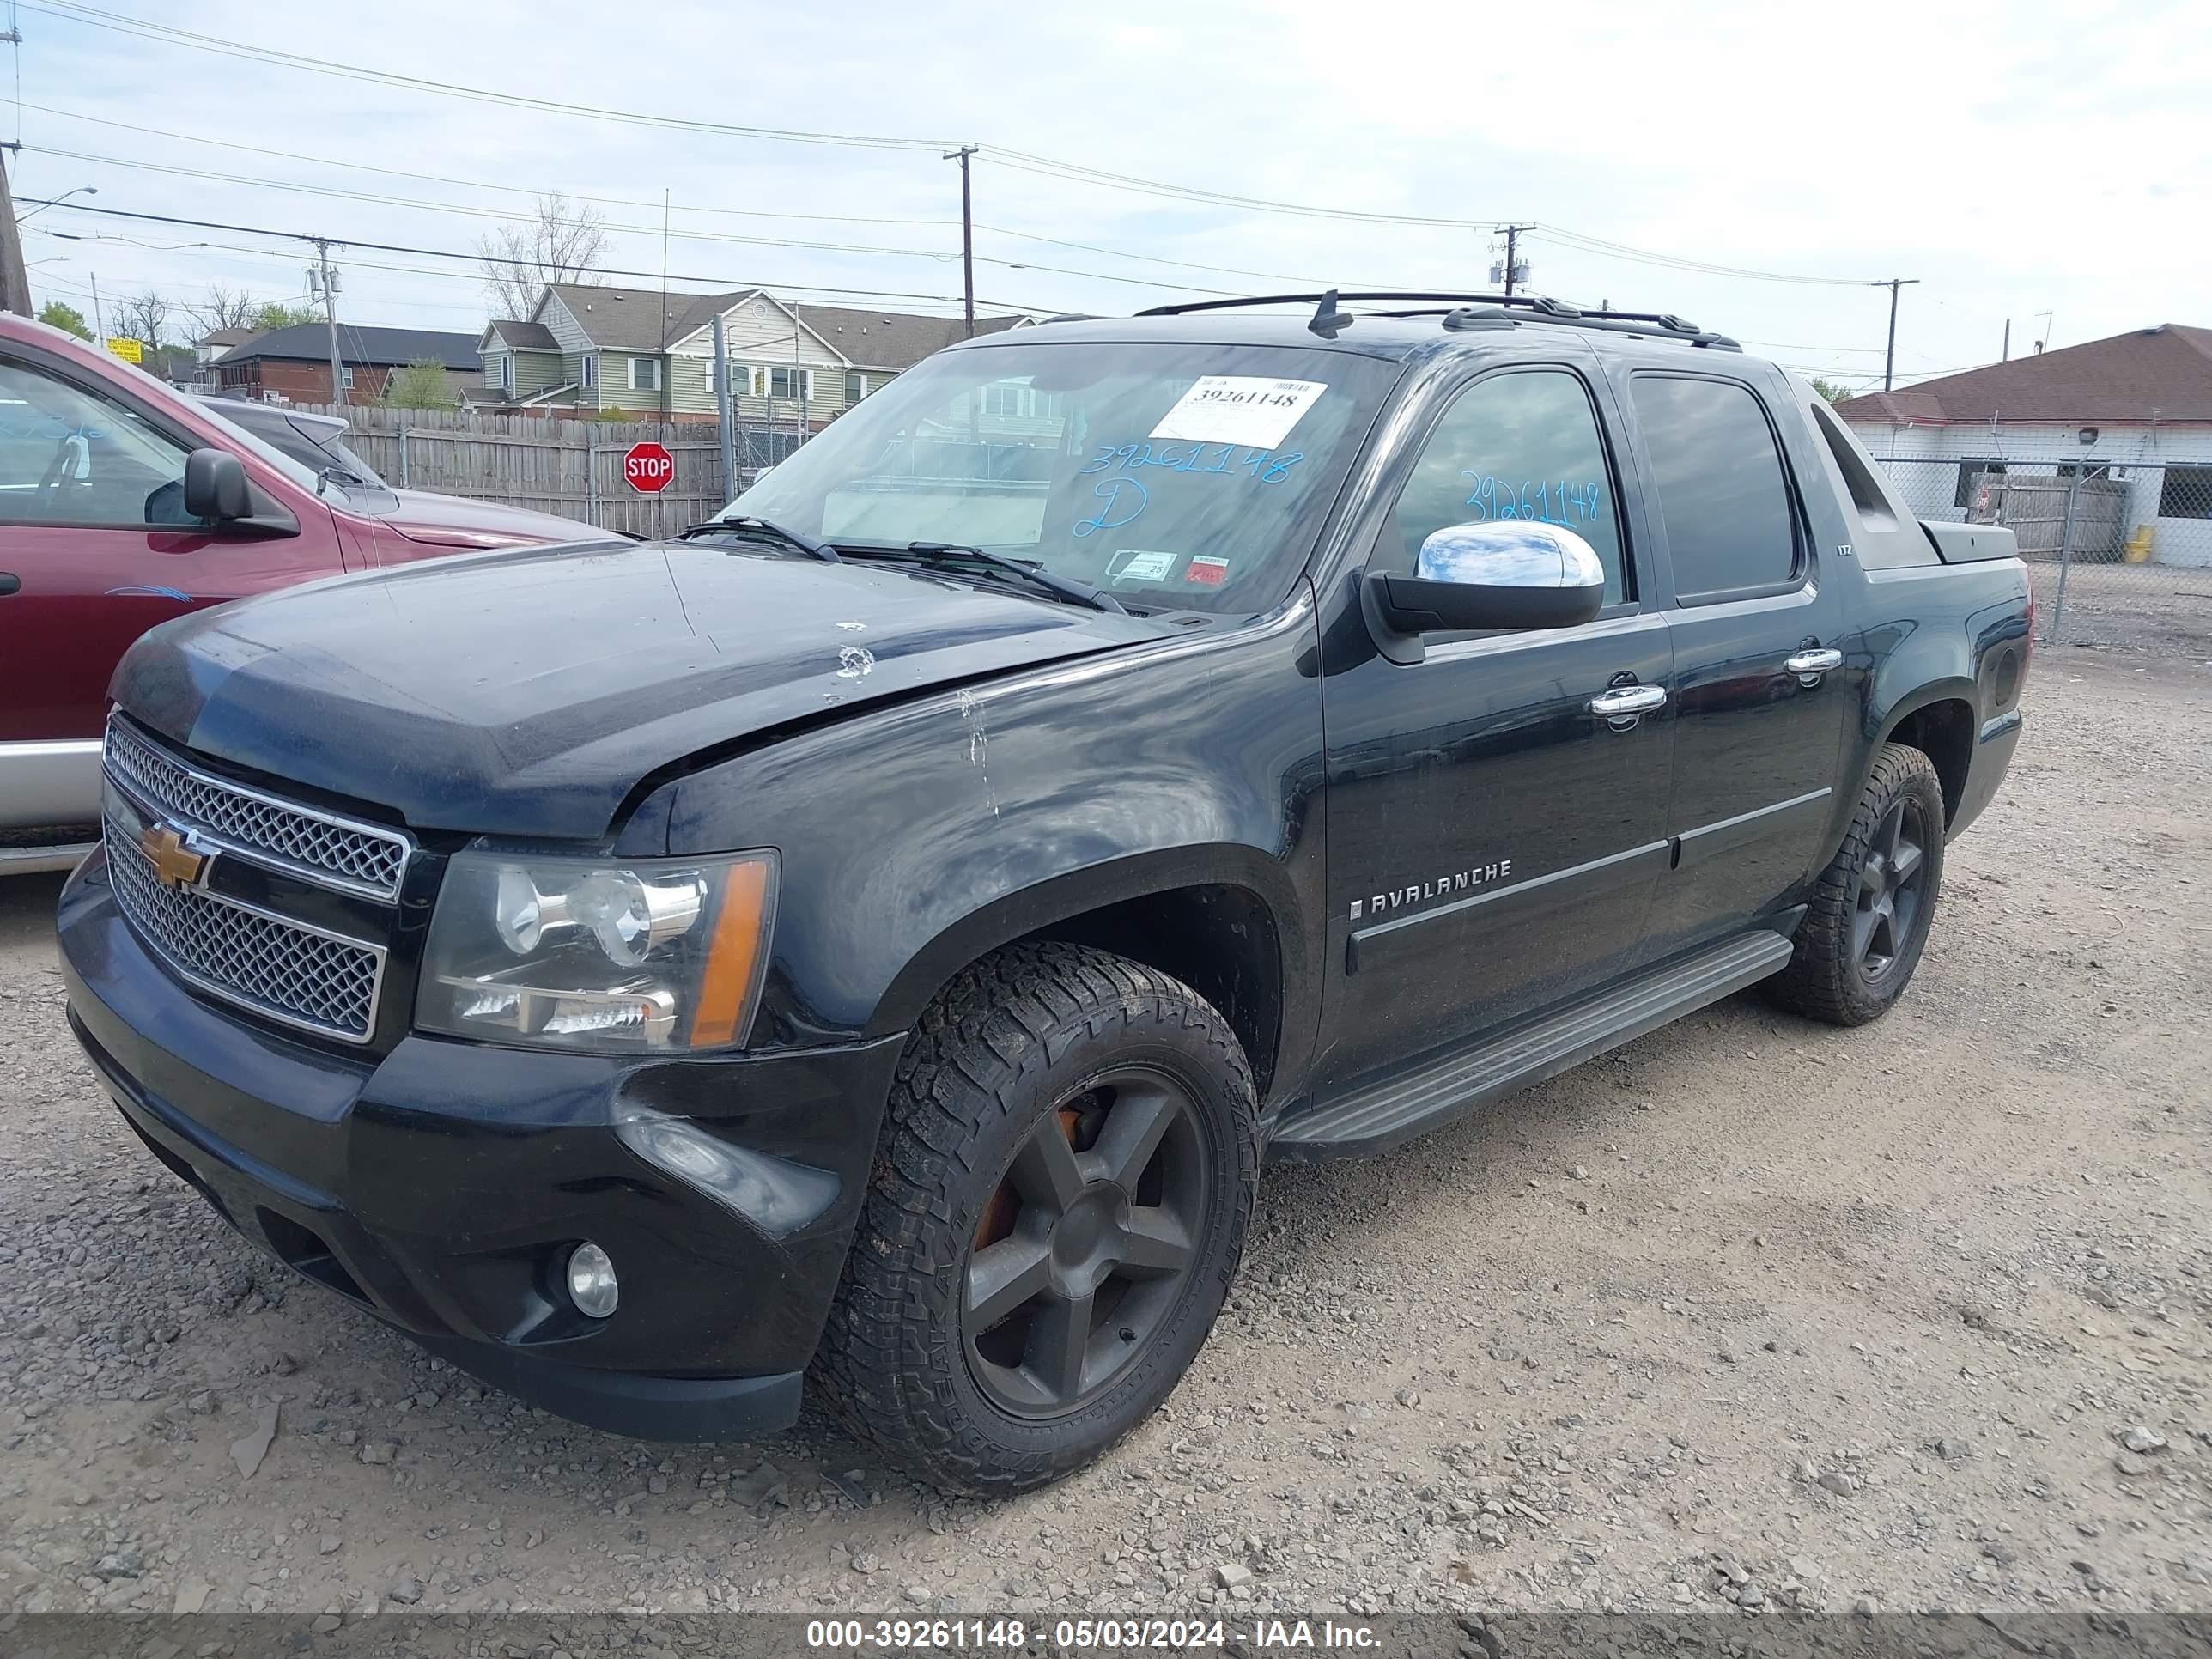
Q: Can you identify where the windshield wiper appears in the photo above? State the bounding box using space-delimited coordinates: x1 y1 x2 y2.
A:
680 514 841 562
833 542 1125 614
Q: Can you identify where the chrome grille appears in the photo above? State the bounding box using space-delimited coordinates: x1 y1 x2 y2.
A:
105 817 383 1041
105 719 410 899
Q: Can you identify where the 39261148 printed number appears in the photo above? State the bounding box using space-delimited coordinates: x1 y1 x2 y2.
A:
803 1619 1227 1649
806 1619 1032 1649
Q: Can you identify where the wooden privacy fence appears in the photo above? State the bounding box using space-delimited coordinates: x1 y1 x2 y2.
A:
286 404 797 538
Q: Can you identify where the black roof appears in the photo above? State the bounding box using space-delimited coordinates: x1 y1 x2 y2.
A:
214 324 480 370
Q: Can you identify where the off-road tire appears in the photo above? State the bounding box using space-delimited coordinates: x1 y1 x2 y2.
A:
1765 742 1946 1026
814 941 1259 1496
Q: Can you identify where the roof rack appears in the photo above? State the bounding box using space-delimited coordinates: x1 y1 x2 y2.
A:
1134 290 1741 351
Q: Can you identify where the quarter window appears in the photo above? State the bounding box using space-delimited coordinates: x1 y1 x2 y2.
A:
1631 375 1799 603
0 358 198 527
1381 368 1630 605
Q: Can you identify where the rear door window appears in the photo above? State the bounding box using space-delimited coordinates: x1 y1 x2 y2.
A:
1631 375 1799 603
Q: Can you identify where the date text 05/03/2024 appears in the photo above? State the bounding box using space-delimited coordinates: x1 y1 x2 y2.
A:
804 1617 1382 1650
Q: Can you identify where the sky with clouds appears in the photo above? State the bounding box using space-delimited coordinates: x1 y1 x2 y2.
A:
10 0 2207 392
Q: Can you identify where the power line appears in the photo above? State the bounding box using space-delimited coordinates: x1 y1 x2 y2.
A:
1525 227 1881 289
20 198 1042 310
15 101 960 228
20 2 955 152
24 2 1888 290
19 104 1394 289
20 146 1249 297
30 224 1008 316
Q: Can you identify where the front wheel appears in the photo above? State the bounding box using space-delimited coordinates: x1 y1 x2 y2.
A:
1766 742 1946 1026
815 942 1258 1495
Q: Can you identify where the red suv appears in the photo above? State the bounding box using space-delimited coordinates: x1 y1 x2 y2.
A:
0 314 605 872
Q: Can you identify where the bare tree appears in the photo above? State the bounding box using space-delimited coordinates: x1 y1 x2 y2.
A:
477 192 610 320
190 284 260 335
114 291 174 348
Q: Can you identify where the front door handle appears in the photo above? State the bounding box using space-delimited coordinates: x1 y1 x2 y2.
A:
1589 684 1668 718
0 572 19 596
1785 647 1844 679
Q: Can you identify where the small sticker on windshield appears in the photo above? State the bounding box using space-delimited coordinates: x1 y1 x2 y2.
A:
1111 549 1177 583
1184 555 1231 586
1150 376 1327 450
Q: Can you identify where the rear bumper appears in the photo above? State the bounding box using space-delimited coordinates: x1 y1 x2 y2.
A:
59 848 905 1442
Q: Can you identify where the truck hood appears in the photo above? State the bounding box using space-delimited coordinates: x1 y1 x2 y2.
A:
352 488 605 550
112 540 1161 839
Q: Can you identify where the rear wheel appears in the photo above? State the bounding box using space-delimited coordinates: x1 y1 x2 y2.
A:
816 942 1258 1495
1766 742 1945 1026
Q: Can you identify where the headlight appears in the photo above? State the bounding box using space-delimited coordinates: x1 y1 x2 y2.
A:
416 849 776 1053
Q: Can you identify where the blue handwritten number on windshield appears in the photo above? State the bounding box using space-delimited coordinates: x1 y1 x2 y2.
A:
1073 476 1148 538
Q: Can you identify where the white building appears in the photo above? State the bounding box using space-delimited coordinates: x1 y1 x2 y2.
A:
1838 324 2212 568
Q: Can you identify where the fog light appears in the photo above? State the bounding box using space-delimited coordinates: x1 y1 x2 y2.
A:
565 1241 619 1318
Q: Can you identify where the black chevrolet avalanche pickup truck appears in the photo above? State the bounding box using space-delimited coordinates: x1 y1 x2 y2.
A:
57 293 2031 1494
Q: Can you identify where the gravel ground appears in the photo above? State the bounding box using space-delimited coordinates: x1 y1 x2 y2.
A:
1 650 2205 1624
2033 559 2212 660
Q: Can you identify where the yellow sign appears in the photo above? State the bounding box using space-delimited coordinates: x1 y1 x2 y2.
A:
104 337 143 364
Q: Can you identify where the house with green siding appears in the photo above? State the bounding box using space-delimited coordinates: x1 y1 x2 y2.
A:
477 284 1026 425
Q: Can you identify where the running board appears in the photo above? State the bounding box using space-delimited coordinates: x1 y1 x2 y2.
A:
1267 929 1796 1161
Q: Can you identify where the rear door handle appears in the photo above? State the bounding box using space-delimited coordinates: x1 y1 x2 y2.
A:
1785 647 1844 678
1588 684 1668 717
0 572 19 596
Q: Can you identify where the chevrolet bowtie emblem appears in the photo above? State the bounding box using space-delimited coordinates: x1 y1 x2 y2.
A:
139 822 210 890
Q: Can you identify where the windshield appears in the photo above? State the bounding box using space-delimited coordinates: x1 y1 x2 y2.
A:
725 339 1396 611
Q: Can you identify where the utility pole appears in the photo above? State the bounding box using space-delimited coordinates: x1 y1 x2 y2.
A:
944 144 977 337
88 269 103 343
0 147 34 316
1878 276 1919 392
2002 319 2010 363
1498 223 1534 299
308 237 344 405
711 312 736 504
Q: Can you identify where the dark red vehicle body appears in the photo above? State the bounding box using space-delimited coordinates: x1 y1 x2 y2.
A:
0 313 603 864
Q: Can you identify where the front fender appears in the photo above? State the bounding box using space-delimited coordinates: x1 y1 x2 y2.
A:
652 592 1330 1086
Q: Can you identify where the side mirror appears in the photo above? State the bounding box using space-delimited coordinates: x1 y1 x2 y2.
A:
183 448 252 523
1366 521 1607 647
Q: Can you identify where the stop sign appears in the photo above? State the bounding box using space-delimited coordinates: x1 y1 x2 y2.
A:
623 441 675 493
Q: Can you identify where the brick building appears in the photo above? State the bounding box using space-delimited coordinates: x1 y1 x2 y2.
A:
206 324 484 405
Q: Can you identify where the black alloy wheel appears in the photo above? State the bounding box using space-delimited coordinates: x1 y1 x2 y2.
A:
816 941 1259 1495
1765 741 1947 1027
1851 795 1929 981
962 1066 1209 1419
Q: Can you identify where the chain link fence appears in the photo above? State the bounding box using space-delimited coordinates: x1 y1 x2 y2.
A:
1871 454 2212 660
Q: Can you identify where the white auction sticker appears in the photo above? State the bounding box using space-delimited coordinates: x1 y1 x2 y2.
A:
1111 549 1177 583
1149 377 1328 449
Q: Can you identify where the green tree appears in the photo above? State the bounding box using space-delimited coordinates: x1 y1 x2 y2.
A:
380 359 456 410
37 300 91 339
252 301 322 330
1809 377 1856 404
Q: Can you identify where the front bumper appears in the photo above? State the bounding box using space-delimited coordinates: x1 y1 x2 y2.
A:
58 848 905 1442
